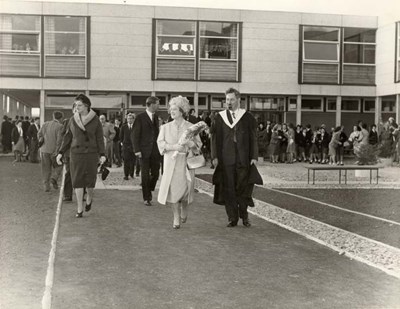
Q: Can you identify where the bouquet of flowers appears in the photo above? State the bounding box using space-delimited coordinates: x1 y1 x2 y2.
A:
172 121 209 159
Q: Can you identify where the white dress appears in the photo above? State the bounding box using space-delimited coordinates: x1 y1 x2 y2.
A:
157 120 201 205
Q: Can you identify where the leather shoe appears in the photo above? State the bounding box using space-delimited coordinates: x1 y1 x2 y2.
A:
226 221 237 227
173 225 180 229
243 220 251 227
63 196 72 202
123 176 129 180
85 201 92 212
50 179 58 190
144 200 152 206
75 211 83 218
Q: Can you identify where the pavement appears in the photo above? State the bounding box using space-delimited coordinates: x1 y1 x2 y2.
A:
1 156 400 309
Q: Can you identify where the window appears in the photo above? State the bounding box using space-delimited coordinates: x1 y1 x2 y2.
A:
363 99 375 112
153 19 241 81
301 26 340 84
326 98 337 111
211 96 225 110
301 97 323 111
250 97 285 110
44 16 88 78
131 95 150 108
0 14 41 76
342 98 360 112
288 97 297 110
342 28 376 85
300 25 376 85
381 96 395 112
396 22 400 83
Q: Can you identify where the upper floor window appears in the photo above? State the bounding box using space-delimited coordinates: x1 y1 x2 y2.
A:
44 16 88 78
396 22 400 83
300 25 376 85
153 19 241 82
0 14 41 76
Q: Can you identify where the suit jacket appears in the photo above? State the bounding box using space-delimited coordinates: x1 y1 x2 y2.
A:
132 111 161 159
38 120 63 154
119 123 134 152
11 126 23 144
27 123 40 142
211 110 258 167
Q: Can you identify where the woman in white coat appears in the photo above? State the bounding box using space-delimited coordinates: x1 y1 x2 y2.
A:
157 96 202 229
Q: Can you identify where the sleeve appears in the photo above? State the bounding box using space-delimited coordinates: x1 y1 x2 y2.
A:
58 119 72 155
157 124 167 155
54 124 63 155
96 119 106 156
132 117 141 153
119 126 124 142
249 114 259 160
210 116 218 160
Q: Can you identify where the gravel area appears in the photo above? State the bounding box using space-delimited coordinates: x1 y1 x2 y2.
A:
194 177 400 278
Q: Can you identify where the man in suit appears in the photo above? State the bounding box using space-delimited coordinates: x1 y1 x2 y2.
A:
211 88 258 227
27 117 40 163
120 113 137 180
113 119 122 167
133 96 161 206
99 115 116 167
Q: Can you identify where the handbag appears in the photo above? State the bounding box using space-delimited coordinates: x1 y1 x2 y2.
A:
187 153 206 170
99 164 110 181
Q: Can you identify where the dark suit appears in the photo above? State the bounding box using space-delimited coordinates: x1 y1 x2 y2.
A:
120 123 138 177
211 110 258 223
132 111 161 202
27 123 40 163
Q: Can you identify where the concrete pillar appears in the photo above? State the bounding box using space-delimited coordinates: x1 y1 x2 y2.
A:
0 94 4 122
296 95 302 125
336 96 342 126
374 96 382 131
396 94 400 125
40 90 45 125
194 92 199 116
151 91 156 96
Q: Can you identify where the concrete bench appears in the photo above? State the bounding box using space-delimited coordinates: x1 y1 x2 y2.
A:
307 165 379 185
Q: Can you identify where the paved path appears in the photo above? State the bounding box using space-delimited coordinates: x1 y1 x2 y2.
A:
1 157 400 308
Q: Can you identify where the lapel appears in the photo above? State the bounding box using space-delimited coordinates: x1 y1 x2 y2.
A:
73 110 96 131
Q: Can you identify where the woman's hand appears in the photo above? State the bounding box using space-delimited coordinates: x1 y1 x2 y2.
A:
56 154 63 165
99 156 106 165
175 144 186 153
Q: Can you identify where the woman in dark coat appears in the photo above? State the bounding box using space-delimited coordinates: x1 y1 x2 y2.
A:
57 94 106 218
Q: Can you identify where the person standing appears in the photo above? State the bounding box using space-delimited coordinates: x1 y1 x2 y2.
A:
27 117 40 163
133 96 161 206
99 115 115 167
56 94 106 217
157 96 202 229
38 111 64 192
1 116 13 153
113 119 122 167
11 120 25 163
211 88 258 227
120 113 137 180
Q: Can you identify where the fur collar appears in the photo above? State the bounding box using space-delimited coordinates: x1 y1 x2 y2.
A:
73 110 96 131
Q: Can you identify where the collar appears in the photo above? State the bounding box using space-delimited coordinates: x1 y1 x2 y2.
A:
146 109 154 120
74 110 96 131
218 108 245 129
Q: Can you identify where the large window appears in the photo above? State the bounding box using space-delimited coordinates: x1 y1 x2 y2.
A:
396 22 400 83
301 97 323 111
301 26 340 84
300 25 376 85
342 98 360 112
44 16 88 78
343 28 376 85
250 97 285 111
0 14 41 76
153 19 241 81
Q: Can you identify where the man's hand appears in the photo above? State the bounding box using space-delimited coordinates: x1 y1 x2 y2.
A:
212 158 218 167
135 152 142 158
56 154 63 165
250 159 257 166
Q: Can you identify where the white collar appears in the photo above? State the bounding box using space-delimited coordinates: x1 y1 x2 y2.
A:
146 109 154 120
219 108 245 129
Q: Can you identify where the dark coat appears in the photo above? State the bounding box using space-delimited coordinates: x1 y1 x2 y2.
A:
369 130 378 145
27 123 40 142
1 120 13 145
212 163 263 207
132 111 161 159
11 126 22 144
119 123 134 152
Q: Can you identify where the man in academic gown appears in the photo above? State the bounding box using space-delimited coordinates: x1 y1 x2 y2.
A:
211 87 258 227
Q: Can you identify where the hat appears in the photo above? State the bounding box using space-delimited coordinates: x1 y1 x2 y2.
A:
75 94 91 109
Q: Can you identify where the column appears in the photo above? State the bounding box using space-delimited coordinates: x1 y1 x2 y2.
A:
194 92 199 116
374 96 381 131
296 95 302 125
396 94 400 125
336 96 342 126
40 90 45 125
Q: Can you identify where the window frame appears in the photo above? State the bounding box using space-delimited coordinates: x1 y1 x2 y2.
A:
326 97 337 112
0 13 42 78
363 98 376 113
152 18 242 82
341 98 361 113
381 97 396 113
301 97 324 112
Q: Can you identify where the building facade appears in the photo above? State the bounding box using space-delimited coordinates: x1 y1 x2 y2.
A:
0 1 399 132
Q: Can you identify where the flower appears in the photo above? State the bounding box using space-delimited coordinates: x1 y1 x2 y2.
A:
171 121 209 159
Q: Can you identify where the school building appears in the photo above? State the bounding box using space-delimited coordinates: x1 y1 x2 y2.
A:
1 0 400 132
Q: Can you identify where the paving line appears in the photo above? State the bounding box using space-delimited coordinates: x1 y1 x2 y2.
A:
266 187 400 226
42 166 66 309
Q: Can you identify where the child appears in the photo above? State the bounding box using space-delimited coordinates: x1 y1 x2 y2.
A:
309 131 320 164
328 126 342 165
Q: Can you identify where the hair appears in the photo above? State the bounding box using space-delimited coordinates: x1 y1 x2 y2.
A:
334 126 342 132
15 120 22 125
169 96 190 117
75 93 91 111
189 108 195 115
3 115 8 121
361 123 367 129
225 87 241 99
53 111 64 120
146 96 160 107
25 116 29 120
34 117 40 121
306 124 311 129
371 124 376 128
